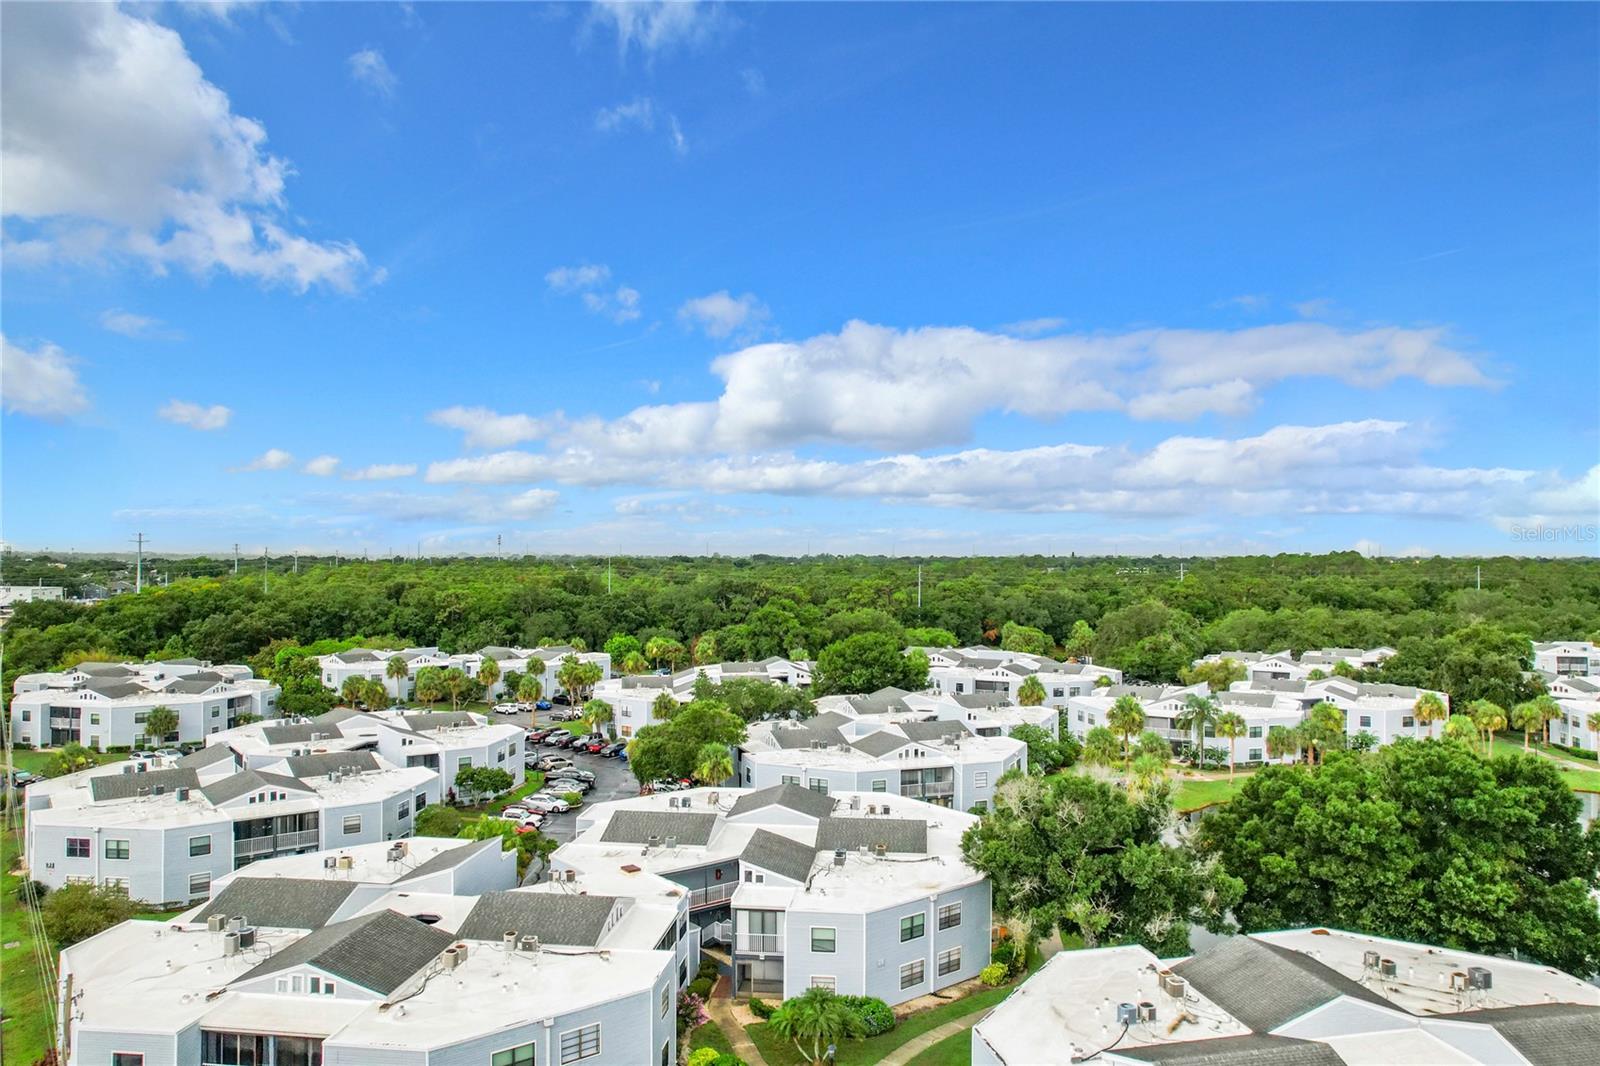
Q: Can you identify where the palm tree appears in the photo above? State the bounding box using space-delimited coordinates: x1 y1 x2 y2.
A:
1303 701 1346 765
477 656 501 699
1016 675 1047 707
1467 699 1506 757
1214 711 1247 780
1082 726 1120 768
1531 694 1562 746
516 673 544 706
414 667 445 706
651 690 680 721
340 675 369 709
1265 724 1299 764
693 741 735 786
363 679 391 711
620 651 651 675
1174 694 1219 766
582 698 614 738
1128 752 1168 801
1443 714 1477 744
1588 712 1600 755
385 655 410 699
767 987 866 1066
557 655 586 707
143 705 179 746
1106 696 1146 769
1511 699 1545 751
1411 691 1447 740
441 667 471 711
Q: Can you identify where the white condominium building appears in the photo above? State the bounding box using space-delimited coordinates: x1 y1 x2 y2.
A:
813 686 1060 738
56 840 682 1066
594 657 813 738
215 707 526 800
1534 640 1600 677
737 708 1026 812
557 784 991 1006
1195 646 1397 683
972 927 1600 1065
923 646 1122 706
9 659 280 749
23 747 438 907
316 644 612 701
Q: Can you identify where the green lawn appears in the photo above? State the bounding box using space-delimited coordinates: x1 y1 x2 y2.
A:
1170 775 1250 812
462 771 546 814
905 1026 973 1066
2 816 54 1065
1487 734 1600 791
688 1020 736 1057
746 972 1030 1066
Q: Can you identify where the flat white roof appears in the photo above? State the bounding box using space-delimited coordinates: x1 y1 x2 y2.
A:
208 838 479 893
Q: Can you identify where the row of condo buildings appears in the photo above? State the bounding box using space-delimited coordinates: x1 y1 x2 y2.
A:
315 644 612 701
52 783 990 1065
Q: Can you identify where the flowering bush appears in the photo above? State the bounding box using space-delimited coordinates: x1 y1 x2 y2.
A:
678 991 710 1033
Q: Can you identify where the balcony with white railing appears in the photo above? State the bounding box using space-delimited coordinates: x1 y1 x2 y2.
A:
736 932 784 955
689 882 737 910
233 829 320 860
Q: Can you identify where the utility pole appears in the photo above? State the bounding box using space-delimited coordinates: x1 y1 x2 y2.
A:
917 565 922 609
293 551 298 574
262 547 268 593
496 533 502 560
233 543 240 576
131 532 146 593
1178 562 1188 582
1476 565 1481 591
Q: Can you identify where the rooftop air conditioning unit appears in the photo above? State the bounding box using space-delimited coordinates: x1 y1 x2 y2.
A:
1363 950 1382 971
176 787 190 801
503 930 519 950
441 947 462 970
1379 958 1397 978
237 927 256 949
324 856 337 870
387 845 405 863
1450 971 1469 992
874 843 887 857
207 914 227 933
454 941 469 962
137 787 150 798
833 849 846 867
665 836 678 849
337 855 354 871
222 931 240 956
849 796 860 810
121 766 134 776
564 869 577 883
1115 1003 1138 1026
867 804 877 815
1161 975 1187 999
1137 1002 1157 1023
1467 966 1492 990
518 935 541 954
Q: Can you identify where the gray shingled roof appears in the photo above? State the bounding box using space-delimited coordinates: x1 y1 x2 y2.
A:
851 730 911 758
479 646 519 661
726 782 836 820
898 719 966 743
847 688 911 715
951 692 1012 709
75 662 137 677
600 809 719 846
238 909 453 994
90 767 199 802
1218 691 1281 708
282 751 380 778
200 768 312 806
455 891 618 946
177 744 238 770
740 829 820 882
814 816 928 854
395 839 501 883
1172 936 1393 1032
336 649 383 663
165 677 223 695
83 679 147 699
260 722 340 745
1118 1035 1344 1065
771 723 847 750
1433 1003 1600 1066
809 711 855 728
193 877 360 930
402 712 478 732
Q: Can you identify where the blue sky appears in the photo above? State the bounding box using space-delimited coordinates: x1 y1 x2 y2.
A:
2 1 1596 557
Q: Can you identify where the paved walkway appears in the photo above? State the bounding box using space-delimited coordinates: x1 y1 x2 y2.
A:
706 984 769 1066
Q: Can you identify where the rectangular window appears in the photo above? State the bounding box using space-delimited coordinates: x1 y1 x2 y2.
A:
342 815 362 835
559 1023 601 1063
900 913 925 942
1248 726 1262 739
1249 749 1262 762
416 792 427 811
1053 688 1064 698
189 835 211 857
807 778 828 794
938 947 962 976
111 1056 144 1066
871 779 887 792
105 839 129 860
398 801 410 820
937 902 961 929
811 927 836 953
974 771 989 788
781 775 799 786
189 872 211 897
662 983 671 1017
1402 715 1415 728
459 757 473 770
89 713 100 726
811 975 836 990
1359 715 1372 728
309 977 322 994
66 837 90 858
900 959 925 989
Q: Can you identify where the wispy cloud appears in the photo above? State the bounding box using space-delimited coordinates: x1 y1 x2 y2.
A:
545 262 641 322
303 455 340 477
347 47 398 98
345 462 418 481
99 309 179 339
594 96 689 156
236 448 295 471
678 290 768 340
588 0 722 59
158 399 232 431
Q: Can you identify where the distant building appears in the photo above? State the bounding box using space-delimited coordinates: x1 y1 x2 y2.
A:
23 747 438 906
0 584 65 607
316 644 611 701
923 646 1122 706
972 927 1600 1065
595 657 813 737
557 784 990 1005
10 660 280 749
1194 646 1397 683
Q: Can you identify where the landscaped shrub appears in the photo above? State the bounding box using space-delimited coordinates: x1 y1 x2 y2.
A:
990 937 1015 968
678 991 709 1033
748 996 776 1019
979 963 1009 986
688 976 715 1000
1551 741 1599 762
838 995 895 1036
698 957 722 982
14 879 49 909
687 1054 744 1066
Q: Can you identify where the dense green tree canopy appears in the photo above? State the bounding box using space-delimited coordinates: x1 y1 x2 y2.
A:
962 772 1242 956
1197 740 1600 976
625 701 747 784
811 632 928 695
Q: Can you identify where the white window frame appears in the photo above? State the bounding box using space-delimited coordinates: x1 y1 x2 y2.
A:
900 959 925 989
810 975 836 990
559 1022 602 1063
342 814 362 835
974 771 989 788
937 901 961 929
493 1041 536 1066
938 946 962 976
900 912 925 941
189 835 211 857
811 926 836 953
105 838 130 860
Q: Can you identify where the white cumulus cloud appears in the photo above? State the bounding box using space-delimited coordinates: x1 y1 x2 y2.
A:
303 455 341 477
238 448 294 471
428 406 544 449
1 335 89 418
678 290 768 340
158 399 232 431
1 4 373 291
345 463 419 481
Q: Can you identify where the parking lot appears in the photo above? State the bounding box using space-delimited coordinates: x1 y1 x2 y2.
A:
516 707 638 846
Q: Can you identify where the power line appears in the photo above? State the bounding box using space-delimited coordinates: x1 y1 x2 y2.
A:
233 543 240 576
131 532 146 593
